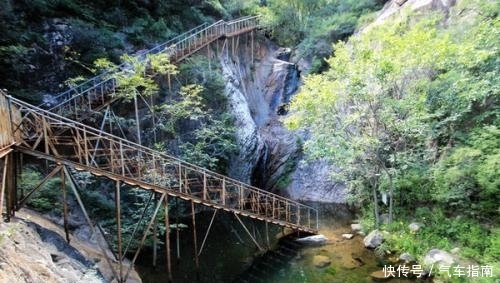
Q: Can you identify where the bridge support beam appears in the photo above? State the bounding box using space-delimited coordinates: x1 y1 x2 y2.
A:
234 213 265 252
191 200 200 279
125 192 166 282
61 165 70 243
17 165 61 208
164 195 173 282
63 166 120 282
0 153 9 220
153 194 158 268
4 152 18 221
198 209 217 257
116 180 123 282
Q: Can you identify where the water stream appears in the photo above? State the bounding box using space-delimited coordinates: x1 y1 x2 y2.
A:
136 203 422 283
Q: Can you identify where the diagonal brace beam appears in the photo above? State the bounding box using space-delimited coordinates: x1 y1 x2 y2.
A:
233 212 264 252
18 165 62 208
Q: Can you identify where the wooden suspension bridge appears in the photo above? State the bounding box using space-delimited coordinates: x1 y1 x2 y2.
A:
0 16 318 283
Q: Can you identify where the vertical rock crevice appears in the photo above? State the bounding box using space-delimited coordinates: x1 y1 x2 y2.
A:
218 35 302 192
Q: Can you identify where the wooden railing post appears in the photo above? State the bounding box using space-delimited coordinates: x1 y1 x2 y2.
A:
4 70 319 235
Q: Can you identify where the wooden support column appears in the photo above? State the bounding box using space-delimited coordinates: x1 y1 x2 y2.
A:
153 193 158 268
191 200 200 277
234 213 264 252
5 152 17 220
175 197 181 263
164 195 173 282
124 192 166 282
63 166 120 281
115 180 123 282
61 165 70 243
18 153 23 200
0 154 9 219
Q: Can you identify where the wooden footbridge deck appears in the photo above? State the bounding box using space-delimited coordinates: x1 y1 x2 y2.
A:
0 16 318 281
3 92 318 233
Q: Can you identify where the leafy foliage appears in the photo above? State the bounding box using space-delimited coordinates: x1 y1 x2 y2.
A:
153 56 238 172
0 0 229 101
19 168 62 214
256 0 384 73
285 0 499 267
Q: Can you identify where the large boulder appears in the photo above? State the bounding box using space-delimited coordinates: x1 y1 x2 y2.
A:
295 234 328 245
351 223 363 233
286 158 347 203
408 222 423 233
363 230 384 249
423 249 456 267
399 252 416 263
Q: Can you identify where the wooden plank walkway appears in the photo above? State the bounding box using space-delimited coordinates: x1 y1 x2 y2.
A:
0 16 318 282
2 92 319 233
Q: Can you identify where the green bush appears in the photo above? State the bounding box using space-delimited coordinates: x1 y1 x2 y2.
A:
20 168 62 214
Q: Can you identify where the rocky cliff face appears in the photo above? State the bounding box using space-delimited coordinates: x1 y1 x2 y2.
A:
364 0 456 32
0 210 142 283
215 32 346 202
218 34 308 194
221 0 459 202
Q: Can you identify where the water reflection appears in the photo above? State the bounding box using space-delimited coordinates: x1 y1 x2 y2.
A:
136 203 421 283
235 203 421 283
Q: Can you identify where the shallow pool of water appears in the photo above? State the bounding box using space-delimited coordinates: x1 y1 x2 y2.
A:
136 203 426 283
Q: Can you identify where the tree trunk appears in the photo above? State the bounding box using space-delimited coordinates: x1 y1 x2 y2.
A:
372 178 380 228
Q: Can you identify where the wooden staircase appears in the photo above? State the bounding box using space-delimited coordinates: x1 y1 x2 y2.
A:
3 92 319 234
41 16 260 121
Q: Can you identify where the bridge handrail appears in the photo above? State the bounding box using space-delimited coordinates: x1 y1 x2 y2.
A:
43 16 259 115
40 22 213 109
7 94 318 232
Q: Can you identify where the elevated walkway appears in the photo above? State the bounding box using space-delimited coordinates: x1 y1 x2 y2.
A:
0 16 318 280
2 92 318 233
41 16 260 121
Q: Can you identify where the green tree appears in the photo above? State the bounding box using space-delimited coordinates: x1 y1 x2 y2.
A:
287 13 456 227
286 1 499 262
